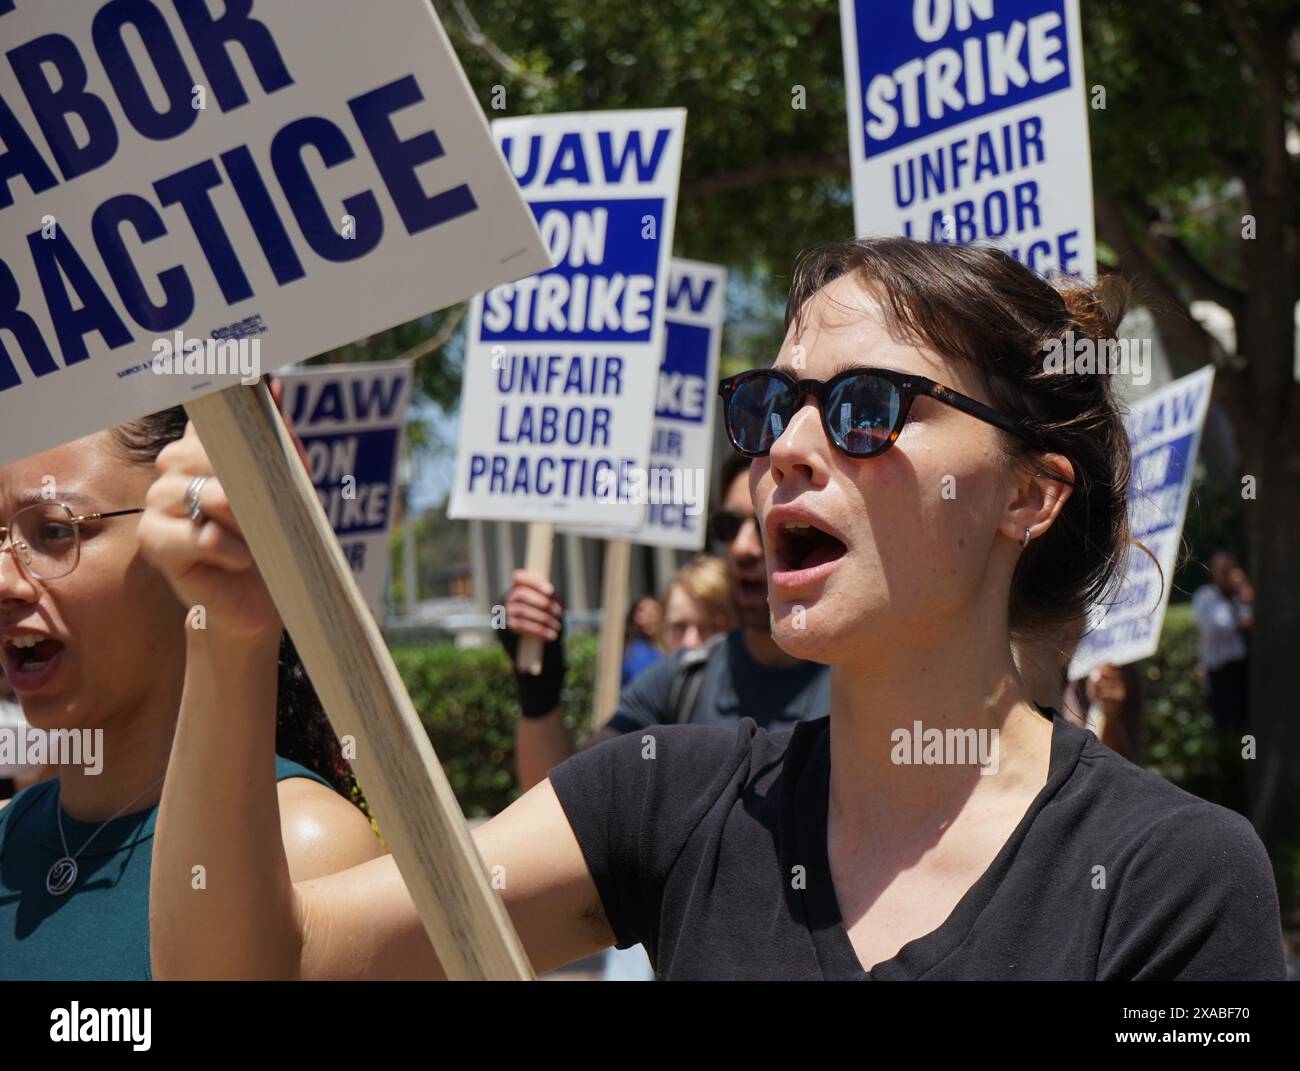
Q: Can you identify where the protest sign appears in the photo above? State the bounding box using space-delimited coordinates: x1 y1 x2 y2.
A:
0 0 549 465
839 0 1095 278
1069 365 1216 680
449 109 687 529
275 361 414 618
563 259 727 550
3 0 551 979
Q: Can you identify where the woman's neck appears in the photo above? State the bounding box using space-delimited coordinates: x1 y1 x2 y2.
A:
825 612 1052 826
55 687 179 823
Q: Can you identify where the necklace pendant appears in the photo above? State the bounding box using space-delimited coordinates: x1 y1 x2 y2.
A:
46 857 78 896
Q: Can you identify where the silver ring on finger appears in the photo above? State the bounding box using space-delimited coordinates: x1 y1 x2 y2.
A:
184 474 210 525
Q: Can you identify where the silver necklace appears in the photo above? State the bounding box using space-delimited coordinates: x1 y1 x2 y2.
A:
47 774 166 896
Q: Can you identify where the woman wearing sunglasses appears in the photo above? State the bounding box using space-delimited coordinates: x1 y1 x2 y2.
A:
147 238 1285 980
0 409 384 979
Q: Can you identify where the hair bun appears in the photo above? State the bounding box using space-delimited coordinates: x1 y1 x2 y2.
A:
1055 274 1129 342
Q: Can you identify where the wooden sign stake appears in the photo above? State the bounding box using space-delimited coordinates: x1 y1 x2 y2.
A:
592 539 632 728
186 382 532 981
516 522 555 676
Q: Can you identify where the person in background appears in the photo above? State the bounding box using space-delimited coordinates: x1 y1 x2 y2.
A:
1192 551 1253 813
660 554 736 651
0 409 384 979
621 595 664 686
500 451 831 794
1063 663 1144 765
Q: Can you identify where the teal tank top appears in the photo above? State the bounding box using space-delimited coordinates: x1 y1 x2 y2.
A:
0 755 331 980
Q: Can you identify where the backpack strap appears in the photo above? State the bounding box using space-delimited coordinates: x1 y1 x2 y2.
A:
665 633 724 725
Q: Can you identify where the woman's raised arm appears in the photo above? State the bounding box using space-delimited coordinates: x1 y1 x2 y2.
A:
142 423 614 979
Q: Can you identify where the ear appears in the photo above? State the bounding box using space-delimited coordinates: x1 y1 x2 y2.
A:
1001 452 1074 548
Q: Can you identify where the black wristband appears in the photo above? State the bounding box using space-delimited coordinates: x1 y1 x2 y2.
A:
496 611 567 719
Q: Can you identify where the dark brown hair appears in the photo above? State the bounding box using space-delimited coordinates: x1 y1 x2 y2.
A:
784 237 1143 643
717 452 751 511
109 408 365 808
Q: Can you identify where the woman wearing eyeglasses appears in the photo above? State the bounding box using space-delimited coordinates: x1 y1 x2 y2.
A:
0 408 384 980
146 238 1285 980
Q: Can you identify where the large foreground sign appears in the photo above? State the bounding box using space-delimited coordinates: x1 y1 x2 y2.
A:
0 0 548 464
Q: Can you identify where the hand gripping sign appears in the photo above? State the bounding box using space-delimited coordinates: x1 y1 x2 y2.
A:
0 0 552 979
840 0 1096 278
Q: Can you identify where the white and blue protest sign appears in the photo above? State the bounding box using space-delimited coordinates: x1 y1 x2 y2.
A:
274 361 413 618
0 0 549 465
448 109 687 529
1069 366 1216 679
840 0 1095 278
563 258 727 550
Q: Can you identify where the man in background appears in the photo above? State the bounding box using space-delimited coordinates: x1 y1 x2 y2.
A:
1193 551 1254 813
499 452 831 792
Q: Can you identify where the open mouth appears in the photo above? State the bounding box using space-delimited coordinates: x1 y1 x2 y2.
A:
770 521 848 586
2 635 66 690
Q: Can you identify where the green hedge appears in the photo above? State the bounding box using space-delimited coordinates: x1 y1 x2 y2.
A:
393 634 597 818
393 608 1218 818
1137 603 1218 794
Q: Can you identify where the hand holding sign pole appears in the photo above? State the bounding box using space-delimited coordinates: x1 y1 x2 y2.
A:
186 381 532 978
517 522 555 676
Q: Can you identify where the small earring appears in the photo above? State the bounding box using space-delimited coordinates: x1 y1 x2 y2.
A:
1022 526 1032 549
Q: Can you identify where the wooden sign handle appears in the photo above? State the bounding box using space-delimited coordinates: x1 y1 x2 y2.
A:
185 382 533 981
593 539 632 728
516 522 555 676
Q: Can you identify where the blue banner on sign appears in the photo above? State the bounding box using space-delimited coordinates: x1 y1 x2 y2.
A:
298 426 399 536
854 0 1072 157
1128 432 1194 540
655 321 709 424
478 198 663 344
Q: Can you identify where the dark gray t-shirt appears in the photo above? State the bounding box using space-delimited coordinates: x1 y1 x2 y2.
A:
607 628 830 734
549 707 1287 980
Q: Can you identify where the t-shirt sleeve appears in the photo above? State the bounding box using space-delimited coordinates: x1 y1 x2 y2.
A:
1098 803 1287 980
603 648 686 735
547 721 754 954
